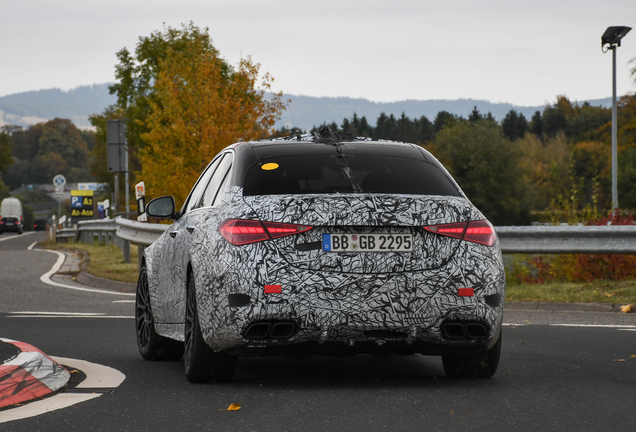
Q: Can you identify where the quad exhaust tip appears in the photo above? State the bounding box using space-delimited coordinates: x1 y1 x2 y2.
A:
441 321 489 340
244 321 296 339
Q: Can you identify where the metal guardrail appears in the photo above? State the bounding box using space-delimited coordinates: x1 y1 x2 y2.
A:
115 217 168 246
55 222 636 270
55 228 77 242
76 219 118 245
497 225 636 254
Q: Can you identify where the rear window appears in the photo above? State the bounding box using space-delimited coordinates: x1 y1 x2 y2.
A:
243 153 460 196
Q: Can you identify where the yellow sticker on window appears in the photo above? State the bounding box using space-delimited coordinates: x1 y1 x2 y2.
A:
261 163 279 170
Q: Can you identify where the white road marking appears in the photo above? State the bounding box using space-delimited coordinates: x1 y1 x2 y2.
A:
112 300 135 303
11 311 106 316
0 357 125 424
52 356 126 389
549 324 636 329
27 241 37 250
618 329 636 332
32 248 134 297
0 232 36 242
7 315 134 319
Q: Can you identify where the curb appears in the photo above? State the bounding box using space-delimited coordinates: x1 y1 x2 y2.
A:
75 271 136 293
0 339 70 409
504 301 633 313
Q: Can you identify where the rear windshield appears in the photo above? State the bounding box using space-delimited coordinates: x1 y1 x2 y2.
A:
243 154 460 196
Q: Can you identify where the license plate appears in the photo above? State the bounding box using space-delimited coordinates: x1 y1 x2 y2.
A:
7 223 13 226
322 233 412 252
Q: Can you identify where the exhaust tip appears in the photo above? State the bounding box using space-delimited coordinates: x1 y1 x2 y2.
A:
465 323 489 339
441 322 466 339
244 322 271 339
270 322 296 339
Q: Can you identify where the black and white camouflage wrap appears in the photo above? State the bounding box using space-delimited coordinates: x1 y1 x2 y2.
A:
144 177 505 354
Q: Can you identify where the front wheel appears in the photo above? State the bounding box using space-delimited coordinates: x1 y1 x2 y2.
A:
135 266 184 360
442 330 502 378
184 273 237 383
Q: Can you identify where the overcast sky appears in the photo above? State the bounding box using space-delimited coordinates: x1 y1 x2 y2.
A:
2 0 635 106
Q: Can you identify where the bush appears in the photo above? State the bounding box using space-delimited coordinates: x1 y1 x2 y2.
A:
507 209 636 284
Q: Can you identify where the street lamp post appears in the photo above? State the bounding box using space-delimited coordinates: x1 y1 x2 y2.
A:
602 26 631 214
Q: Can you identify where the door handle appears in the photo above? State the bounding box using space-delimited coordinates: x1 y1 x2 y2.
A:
187 226 195 234
170 230 178 238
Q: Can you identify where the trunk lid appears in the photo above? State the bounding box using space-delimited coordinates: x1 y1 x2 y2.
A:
243 194 474 274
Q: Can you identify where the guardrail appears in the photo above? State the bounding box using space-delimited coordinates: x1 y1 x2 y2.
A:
55 221 636 272
497 225 636 254
76 219 119 246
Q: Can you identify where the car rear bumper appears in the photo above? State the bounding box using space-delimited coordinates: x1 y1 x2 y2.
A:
195 242 505 355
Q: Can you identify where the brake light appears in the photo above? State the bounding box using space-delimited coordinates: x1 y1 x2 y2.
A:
424 220 496 246
219 219 312 245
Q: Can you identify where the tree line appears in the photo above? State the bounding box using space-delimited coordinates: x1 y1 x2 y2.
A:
271 92 636 226
1 22 636 227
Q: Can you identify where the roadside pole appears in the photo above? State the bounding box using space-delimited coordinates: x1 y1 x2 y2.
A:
107 120 128 216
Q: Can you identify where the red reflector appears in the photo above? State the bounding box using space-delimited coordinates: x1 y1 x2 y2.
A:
219 219 312 245
264 285 282 294
458 288 474 297
423 220 496 246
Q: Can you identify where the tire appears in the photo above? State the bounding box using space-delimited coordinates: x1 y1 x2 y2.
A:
135 267 184 361
442 330 502 378
184 273 237 383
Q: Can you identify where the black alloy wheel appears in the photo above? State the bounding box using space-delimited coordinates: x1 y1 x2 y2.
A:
442 330 502 378
135 267 184 360
184 273 237 383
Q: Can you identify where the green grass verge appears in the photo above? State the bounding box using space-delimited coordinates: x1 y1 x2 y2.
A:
41 239 139 284
506 280 636 303
39 240 636 303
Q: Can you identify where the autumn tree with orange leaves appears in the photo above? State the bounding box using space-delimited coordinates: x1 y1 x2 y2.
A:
135 25 286 206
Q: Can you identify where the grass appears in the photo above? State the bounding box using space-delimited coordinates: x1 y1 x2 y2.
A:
506 280 636 304
41 239 139 284
39 240 636 304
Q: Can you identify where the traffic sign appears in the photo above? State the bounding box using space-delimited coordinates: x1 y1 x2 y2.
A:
53 175 66 188
135 182 145 199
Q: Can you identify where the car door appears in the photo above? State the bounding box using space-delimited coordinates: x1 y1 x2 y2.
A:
156 154 224 324
185 151 234 298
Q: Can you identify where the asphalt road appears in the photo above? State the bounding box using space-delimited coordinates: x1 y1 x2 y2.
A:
1 232 635 431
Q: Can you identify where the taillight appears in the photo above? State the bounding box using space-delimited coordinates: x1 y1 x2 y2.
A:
218 219 312 245
424 220 496 246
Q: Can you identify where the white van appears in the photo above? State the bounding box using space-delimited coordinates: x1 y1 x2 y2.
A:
0 197 24 234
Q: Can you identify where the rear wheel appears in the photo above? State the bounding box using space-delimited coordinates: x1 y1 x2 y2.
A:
135 266 184 360
184 273 237 383
442 330 502 378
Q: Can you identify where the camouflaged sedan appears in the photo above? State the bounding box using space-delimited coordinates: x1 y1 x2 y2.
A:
136 129 505 383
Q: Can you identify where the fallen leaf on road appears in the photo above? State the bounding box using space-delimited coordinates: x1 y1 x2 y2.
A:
220 403 241 411
613 359 625 362
620 304 634 313
631 354 635 358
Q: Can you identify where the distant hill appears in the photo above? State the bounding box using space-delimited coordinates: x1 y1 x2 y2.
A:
0 83 614 131
0 84 116 129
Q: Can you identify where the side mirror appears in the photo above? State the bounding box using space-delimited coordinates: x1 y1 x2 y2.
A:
146 196 177 219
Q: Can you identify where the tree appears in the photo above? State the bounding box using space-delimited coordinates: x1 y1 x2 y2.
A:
0 129 13 174
138 28 285 205
435 120 529 225
530 110 543 136
0 129 14 197
502 109 528 141
30 119 91 183
433 111 456 134
468 106 483 122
